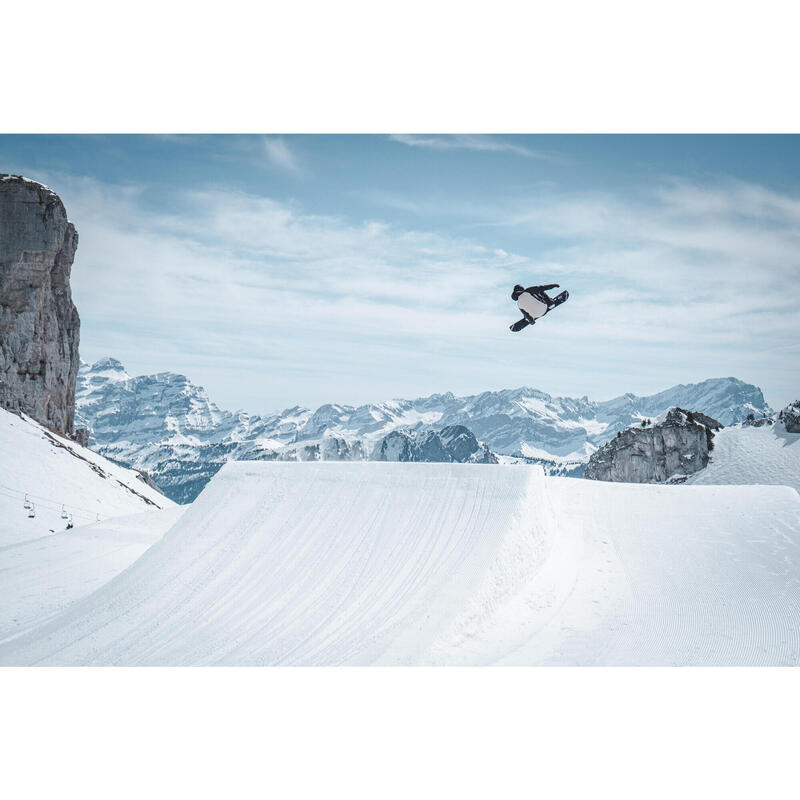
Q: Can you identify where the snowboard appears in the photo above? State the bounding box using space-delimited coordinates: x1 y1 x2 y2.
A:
510 317 532 332
548 290 569 309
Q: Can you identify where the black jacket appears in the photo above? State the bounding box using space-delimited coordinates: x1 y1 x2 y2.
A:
511 284 559 301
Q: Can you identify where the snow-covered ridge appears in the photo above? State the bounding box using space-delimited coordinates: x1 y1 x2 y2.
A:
75 358 774 502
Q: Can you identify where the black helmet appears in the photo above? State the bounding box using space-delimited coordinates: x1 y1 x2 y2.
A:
512 284 524 299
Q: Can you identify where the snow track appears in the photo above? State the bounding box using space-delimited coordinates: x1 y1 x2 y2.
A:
1 462 799 666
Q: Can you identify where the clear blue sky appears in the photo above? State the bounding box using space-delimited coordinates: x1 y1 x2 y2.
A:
2 134 798 412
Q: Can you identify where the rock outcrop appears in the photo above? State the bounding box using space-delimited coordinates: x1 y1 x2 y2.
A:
584 408 720 484
377 425 497 464
684 410 723 432
779 401 800 433
742 413 774 428
0 176 80 435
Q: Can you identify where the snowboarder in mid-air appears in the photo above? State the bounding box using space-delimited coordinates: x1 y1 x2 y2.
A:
509 283 569 332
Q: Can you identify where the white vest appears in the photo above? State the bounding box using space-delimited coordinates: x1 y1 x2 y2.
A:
517 291 548 320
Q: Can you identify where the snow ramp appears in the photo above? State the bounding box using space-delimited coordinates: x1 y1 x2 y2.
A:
0 462 555 665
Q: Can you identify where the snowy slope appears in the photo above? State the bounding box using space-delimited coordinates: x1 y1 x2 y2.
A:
0 408 175 547
2 462 798 666
687 421 800 493
539 478 800 666
0 507 184 644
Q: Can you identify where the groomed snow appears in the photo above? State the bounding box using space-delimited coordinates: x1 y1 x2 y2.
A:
0 507 184 644
0 463 551 665
530 479 800 666
2 461 798 666
687 422 800 493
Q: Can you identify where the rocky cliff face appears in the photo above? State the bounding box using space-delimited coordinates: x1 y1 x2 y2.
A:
377 425 497 464
779 401 800 433
0 176 80 435
584 408 720 484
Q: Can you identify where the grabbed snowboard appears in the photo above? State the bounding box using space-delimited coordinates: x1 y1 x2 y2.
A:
509 285 569 333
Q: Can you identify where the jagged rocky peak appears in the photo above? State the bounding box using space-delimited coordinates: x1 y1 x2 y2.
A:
377 425 497 464
438 424 493 461
585 407 721 484
673 408 723 431
90 356 128 373
0 175 80 435
76 357 241 448
297 403 352 441
77 357 130 390
779 401 800 433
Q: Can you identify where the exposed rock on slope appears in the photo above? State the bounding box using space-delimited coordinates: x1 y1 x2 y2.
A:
584 408 721 484
0 176 80 435
742 413 774 428
779 401 800 433
377 425 497 464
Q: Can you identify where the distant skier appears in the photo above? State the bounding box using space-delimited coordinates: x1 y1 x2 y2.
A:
509 283 569 332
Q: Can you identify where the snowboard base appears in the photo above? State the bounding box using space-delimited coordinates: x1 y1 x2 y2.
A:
510 318 532 332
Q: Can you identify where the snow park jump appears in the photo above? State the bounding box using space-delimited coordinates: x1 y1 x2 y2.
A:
2 461 799 666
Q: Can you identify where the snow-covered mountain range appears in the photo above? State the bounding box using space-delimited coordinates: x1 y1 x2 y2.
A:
74 357 774 503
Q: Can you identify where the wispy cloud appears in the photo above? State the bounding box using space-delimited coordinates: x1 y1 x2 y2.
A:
263 136 301 173
33 171 528 407
22 168 800 410
492 178 800 395
389 134 554 160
